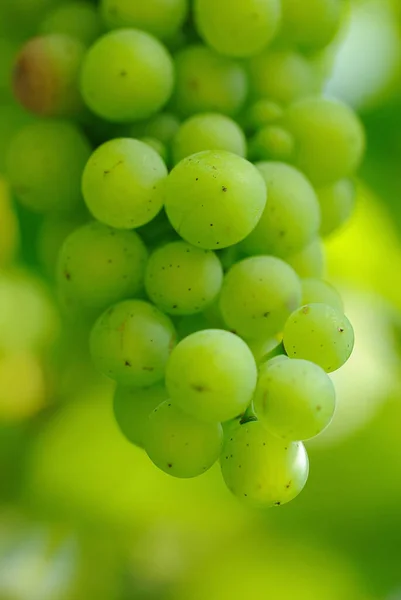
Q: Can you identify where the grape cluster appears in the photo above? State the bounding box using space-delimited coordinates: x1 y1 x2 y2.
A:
4 0 364 508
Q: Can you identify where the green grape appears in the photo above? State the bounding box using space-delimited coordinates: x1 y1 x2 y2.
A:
219 256 301 339
164 150 266 250
57 221 148 313
129 112 181 146
7 120 91 213
139 136 168 163
145 240 223 315
80 29 174 122
113 382 167 448
286 237 325 279
221 420 309 507
13 34 85 118
246 337 283 366
283 303 354 372
101 0 188 42
0 103 34 174
172 45 248 118
244 99 284 133
280 0 342 51
316 179 356 237
242 162 320 258
284 97 366 186
301 278 343 312
254 357 336 441
194 0 281 58
90 299 176 387
145 400 223 478
248 126 295 162
172 113 246 164
82 138 167 229
248 49 318 105
166 329 257 422
37 212 87 277
40 2 104 46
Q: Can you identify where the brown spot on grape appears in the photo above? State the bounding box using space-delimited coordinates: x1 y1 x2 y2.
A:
142 366 154 372
64 270 71 280
167 463 172 468
191 383 208 392
125 361 131 367
339 327 344 333
222 186 227 192
302 306 310 314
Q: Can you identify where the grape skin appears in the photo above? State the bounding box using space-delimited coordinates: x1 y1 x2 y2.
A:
145 400 223 478
164 150 267 250
194 0 281 58
90 299 176 387
82 138 167 229
166 329 258 423
241 162 320 258
253 357 336 441
80 29 174 122
145 240 223 315
221 420 309 507
219 256 302 340
57 221 148 314
283 303 354 373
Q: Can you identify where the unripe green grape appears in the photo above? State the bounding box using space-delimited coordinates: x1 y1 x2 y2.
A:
194 0 281 58
7 120 91 213
145 241 223 316
221 420 309 507
145 400 223 478
280 0 342 51
286 238 325 279
219 256 301 340
80 29 174 122
285 97 366 186
40 2 104 46
164 150 266 250
166 329 257 422
82 138 167 229
172 113 246 164
57 221 148 314
248 49 318 105
283 303 354 373
13 34 85 118
254 357 336 441
90 299 176 387
242 162 320 258
316 179 356 237
301 278 343 312
172 45 248 118
248 126 295 162
101 0 188 42
113 382 167 448
244 99 284 133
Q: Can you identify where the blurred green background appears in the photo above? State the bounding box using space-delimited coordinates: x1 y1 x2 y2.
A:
2 0 401 598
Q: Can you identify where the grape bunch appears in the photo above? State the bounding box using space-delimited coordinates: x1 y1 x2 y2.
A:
4 0 364 508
